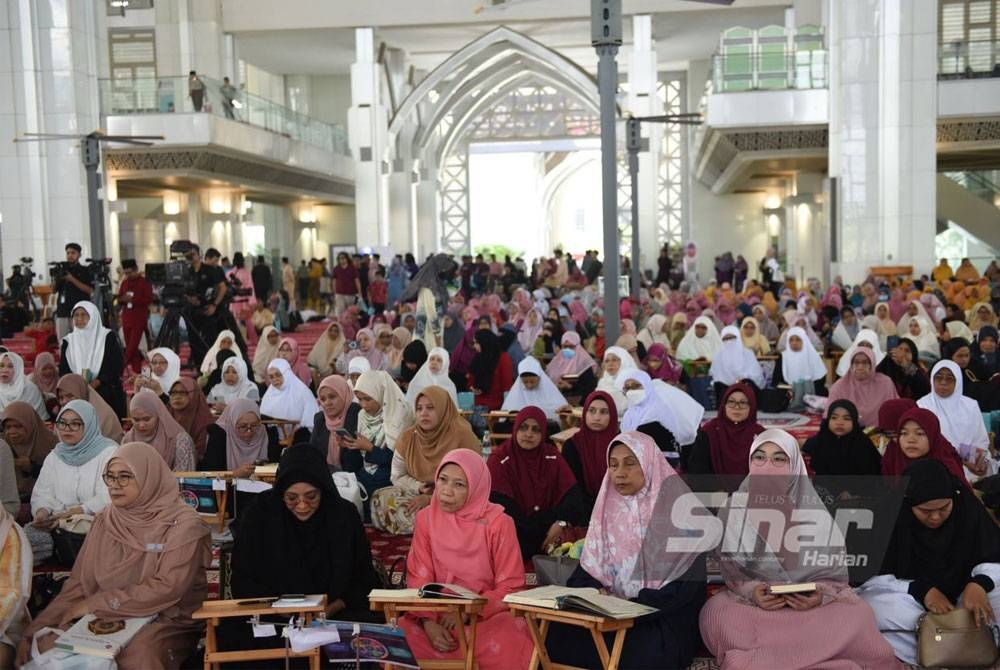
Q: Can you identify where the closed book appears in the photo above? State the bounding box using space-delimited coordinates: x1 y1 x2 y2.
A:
54 614 153 659
768 582 817 595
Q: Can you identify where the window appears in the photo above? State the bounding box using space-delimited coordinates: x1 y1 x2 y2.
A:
108 30 157 112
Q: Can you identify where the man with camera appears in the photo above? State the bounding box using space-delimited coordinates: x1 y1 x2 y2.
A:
118 259 153 374
53 243 94 338
185 245 227 368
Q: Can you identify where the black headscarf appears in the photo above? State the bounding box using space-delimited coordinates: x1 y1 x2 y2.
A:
469 329 502 392
880 459 1000 602
804 399 882 476
230 445 376 607
877 338 929 399
971 326 1000 378
400 339 427 383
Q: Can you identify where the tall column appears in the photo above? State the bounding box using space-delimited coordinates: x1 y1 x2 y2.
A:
155 0 225 78
0 0 103 269
387 161 413 255
627 15 658 276
349 28 389 249
828 0 937 281
285 74 311 116
414 172 438 260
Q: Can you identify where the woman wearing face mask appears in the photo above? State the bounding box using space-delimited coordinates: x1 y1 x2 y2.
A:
686 383 764 489
617 369 703 464
405 347 458 407
370 387 481 535
917 360 994 482
560 391 620 510
486 406 586 560
699 429 902 670
546 431 714 669
545 331 598 399
881 407 969 486
502 357 570 422
0 351 47 420
859 459 1000 665
58 301 127 418
803 400 882 477
827 348 898 428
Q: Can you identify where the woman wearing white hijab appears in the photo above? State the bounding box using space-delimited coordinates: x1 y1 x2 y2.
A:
134 347 181 398
918 360 995 483
903 317 941 362
709 326 765 389
615 369 702 455
199 329 243 374
776 326 828 387
58 300 126 417
596 345 639 413
404 347 457 407
306 320 346 379
502 356 569 420
0 352 47 419
260 358 320 429
675 316 723 361
896 300 935 334
517 307 545 354
637 314 670 351
835 329 887 377
207 356 260 407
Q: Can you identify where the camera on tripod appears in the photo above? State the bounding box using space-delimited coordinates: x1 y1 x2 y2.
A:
151 240 198 309
48 261 71 282
86 257 112 284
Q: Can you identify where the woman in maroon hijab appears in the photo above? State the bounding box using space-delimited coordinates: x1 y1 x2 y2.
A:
487 406 587 559
685 383 765 491
560 391 620 511
881 407 970 487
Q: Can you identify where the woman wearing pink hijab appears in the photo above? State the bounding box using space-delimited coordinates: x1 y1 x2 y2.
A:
827 347 899 427
546 331 598 396
277 337 312 386
399 449 533 669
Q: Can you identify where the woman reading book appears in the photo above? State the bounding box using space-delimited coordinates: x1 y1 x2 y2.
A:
699 429 900 669
17 442 211 669
400 448 533 668
545 431 711 669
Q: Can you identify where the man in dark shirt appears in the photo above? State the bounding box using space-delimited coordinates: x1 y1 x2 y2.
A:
251 254 273 303
54 242 94 337
186 245 227 368
333 252 361 315
117 259 154 374
584 250 603 285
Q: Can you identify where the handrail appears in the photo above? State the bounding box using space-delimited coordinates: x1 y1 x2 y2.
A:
97 74 349 155
943 171 1000 205
710 49 828 92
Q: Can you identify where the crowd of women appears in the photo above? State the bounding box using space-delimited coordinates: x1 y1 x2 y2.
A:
2 252 1000 668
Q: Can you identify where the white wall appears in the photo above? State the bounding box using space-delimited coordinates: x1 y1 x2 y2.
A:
687 181 771 283
309 74 352 128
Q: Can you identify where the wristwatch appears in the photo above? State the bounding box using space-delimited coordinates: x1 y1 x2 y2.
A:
555 520 568 529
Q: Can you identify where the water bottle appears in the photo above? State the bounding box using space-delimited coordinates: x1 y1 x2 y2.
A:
481 430 492 459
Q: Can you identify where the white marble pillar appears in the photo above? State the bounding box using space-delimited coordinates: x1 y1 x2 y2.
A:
387 162 413 256
285 74 311 116
828 0 937 281
349 28 389 249
414 174 438 260
155 0 225 79
627 15 659 275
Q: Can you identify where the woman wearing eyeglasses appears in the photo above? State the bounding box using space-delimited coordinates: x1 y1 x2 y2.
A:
17 442 211 669
201 398 281 476
686 383 764 489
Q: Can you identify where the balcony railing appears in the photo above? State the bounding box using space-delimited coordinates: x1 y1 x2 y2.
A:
710 49 828 92
98 75 349 156
944 171 1000 206
939 39 1000 80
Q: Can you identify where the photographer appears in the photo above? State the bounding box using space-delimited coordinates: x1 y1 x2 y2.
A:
53 243 94 338
186 245 227 369
118 259 153 374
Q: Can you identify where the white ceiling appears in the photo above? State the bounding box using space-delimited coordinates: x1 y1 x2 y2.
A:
233 2 789 77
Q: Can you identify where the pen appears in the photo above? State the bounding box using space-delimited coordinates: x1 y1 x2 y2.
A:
236 597 279 607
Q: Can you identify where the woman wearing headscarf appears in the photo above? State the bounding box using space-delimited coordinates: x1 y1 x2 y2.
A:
903 317 941 363
776 310 824 353
643 343 686 386
56 373 124 442
308 374 360 469
830 306 861 352
803 400 882 476
877 337 931 400
699 429 902 670
123 392 196 471
918 360 995 482
896 299 936 334
675 315 723 361
667 313 689 351
751 305 780 344
468 329 514 411
968 301 999 335
1 401 56 514
596 345 639 414
835 328 887 377
487 406 586 560
251 325 281 381
827 348 899 427
29 351 58 398
260 358 320 434
560 391 619 509
58 301 126 417
546 431 714 669
276 336 312 387
387 326 412 372
709 326 765 395
341 370 415 514
881 407 969 486
307 320 346 381
546 331 598 398
687 383 764 489
370 386 481 535
617 369 704 462
771 326 829 400
441 309 466 353
134 347 182 401
224 445 378 659
199 329 242 375
970 325 1000 379
17 442 211 669
739 317 771 356
397 339 428 391
337 327 389 373
0 351 47 420
637 314 670 353
500 358 567 423
167 378 214 461
873 302 898 350
405 347 458 407
860 459 1000 665
0 486 30 664
398 449 533 668
203 398 281 476
206 356 260 409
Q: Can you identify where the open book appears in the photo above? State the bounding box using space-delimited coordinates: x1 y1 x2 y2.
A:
503 586 657 620
54 614 153 659
369 583 484 601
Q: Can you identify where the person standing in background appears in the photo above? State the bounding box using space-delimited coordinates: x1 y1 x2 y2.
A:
281 257 296 309
53 243 94 338
188 70 205 111
251 254 273 306
220 76 237 119
117 259 153 374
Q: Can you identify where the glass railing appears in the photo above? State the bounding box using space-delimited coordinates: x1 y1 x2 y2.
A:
97 75 349 156
944 171 1000 206
710 49 828 92
939 39 1000 79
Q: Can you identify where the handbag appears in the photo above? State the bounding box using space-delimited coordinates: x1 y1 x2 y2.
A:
332 471 366 518
532 555 579 587
917 608 999 668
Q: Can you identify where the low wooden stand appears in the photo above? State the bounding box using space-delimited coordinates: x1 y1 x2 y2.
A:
175 471 233 532
507 603 635 670
193 595 327 670
368 594 485 670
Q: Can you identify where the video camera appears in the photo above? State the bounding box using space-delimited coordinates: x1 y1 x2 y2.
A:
7 257 35 301
48 261 71 282
86 257 112 285
227 274 253 298
155 240 198 309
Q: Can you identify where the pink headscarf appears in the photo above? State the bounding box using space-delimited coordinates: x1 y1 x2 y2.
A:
30 352 59 395
278 337 311 385
123 391 187 467
216 397 269 470
317 375 353 467
826 347 899 427
545 331 597 382
621 319 637 336
581 431 712 598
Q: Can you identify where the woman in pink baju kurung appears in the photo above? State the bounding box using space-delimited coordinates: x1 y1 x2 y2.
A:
399 449 534 669
699 428 902 670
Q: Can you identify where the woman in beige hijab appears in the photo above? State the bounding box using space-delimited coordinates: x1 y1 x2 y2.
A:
307 320 346 381
56 374 124 443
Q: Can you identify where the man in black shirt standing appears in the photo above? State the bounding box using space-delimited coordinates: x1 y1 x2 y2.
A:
54 243 95 337
251 254 273 304
186 244 227 369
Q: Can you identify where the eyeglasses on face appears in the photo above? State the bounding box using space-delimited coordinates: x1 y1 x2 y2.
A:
102 472 135 488
235 421 261 432
725 399 751 409
55 419 84 430
283 491 321 506
750 451 790 467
